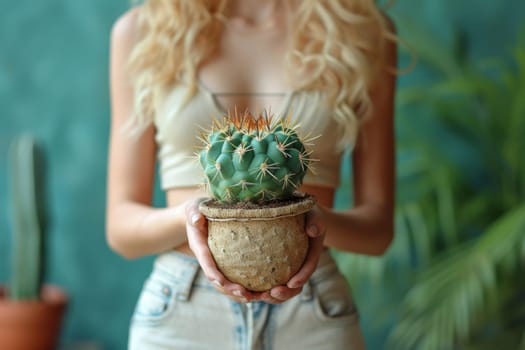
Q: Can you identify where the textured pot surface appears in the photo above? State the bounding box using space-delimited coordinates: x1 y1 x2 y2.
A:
0 285 68 350
199 195 315 291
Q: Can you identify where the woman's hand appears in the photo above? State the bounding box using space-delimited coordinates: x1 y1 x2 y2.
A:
256 205 327 304
186 199 326 304
184 198 256 303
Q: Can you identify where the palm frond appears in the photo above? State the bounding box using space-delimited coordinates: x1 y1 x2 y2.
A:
387 204 525 350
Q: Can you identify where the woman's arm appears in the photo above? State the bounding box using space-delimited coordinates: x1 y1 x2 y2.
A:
106 9 187 259
323 24 397 256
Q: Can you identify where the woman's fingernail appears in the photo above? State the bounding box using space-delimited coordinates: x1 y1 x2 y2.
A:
232 290 243 297
212 280 223 288
271 290 284 300
288 281 301 289
192 213 201 225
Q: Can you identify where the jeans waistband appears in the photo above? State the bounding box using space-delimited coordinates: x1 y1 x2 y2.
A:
153 248 336 300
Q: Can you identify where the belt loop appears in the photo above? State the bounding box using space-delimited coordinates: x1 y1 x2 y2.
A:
155 252 201 302
174 256 200 302
301 280 314 301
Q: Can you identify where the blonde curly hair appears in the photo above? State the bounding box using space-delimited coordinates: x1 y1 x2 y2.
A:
127 0 397 148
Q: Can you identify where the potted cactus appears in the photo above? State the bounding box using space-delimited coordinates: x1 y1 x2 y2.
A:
0 135 68 349
198 110 316 292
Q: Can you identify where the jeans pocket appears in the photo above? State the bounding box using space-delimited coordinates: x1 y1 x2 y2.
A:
311 267 359 325
132 275 175 325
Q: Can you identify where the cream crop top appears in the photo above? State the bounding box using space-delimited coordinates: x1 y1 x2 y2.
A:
154 83 353 190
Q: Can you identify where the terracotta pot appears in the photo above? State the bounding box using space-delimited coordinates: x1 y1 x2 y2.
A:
199 195 315 292
0 285 68 350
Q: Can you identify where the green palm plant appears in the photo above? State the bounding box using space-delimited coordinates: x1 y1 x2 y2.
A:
386 33 525 349
333 20 469 329
334 19 525 350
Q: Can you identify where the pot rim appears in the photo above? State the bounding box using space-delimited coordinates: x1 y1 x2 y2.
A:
199 194 316 221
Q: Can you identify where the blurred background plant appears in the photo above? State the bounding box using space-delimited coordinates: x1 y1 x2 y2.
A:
335 18 525 350
7 135 46 301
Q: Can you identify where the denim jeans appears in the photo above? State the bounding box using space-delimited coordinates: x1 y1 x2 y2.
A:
128 249 366 350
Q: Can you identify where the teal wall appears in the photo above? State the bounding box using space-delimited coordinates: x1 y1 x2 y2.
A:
0 1 147 348
0 1 523 349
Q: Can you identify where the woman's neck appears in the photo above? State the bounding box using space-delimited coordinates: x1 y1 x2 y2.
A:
225 0 283 27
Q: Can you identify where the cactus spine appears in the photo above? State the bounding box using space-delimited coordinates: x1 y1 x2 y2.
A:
8 135 45 300
199 110 314 203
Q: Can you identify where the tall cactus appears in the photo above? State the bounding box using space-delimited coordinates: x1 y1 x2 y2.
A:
8 135 46 300
199 110 315 203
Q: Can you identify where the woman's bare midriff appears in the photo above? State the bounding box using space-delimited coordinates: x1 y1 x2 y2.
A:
166 184 336 256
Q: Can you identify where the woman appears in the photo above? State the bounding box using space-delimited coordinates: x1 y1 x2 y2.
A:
107 0 397 348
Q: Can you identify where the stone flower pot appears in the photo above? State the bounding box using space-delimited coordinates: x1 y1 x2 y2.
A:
199 195 315 292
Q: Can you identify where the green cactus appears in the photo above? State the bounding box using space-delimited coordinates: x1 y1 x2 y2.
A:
199 110 314 203
7 135 46 300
